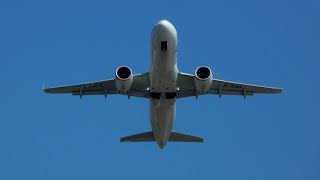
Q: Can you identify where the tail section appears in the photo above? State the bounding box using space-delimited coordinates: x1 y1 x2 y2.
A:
169 132 203 142
120 131 155 142
120 131 203 143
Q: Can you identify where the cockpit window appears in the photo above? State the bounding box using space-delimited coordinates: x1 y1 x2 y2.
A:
161 41 167 52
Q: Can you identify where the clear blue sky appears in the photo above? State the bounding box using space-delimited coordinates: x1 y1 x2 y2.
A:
0 0 319 179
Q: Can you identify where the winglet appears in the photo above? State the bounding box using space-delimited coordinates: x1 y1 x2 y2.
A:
277 88 283 94
42 83 46 93
271 87 283 94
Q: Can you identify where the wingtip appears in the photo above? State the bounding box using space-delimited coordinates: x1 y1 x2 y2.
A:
42 83 46 93
276 88 284 94
42 84 49 93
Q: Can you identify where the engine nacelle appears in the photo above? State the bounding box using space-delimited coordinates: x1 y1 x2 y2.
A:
194 66 213 93
115 66 133 92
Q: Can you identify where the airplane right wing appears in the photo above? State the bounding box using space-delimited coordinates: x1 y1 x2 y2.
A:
44 73 150 98
177 72 283 98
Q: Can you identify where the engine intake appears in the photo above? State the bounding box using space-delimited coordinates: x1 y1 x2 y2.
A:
115 66 133 92
194 66 213 93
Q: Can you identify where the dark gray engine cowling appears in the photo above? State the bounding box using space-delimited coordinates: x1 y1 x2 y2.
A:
115 66 133 92
194 66 213 93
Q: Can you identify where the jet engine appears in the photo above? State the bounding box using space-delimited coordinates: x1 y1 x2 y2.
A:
194 66 212 93
115 66 133 92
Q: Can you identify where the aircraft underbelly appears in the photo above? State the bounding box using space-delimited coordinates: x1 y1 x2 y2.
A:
150 99 176 146
150 65 177 147
149 20 178 147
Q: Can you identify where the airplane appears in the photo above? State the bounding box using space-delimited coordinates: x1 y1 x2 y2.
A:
44 20 283 149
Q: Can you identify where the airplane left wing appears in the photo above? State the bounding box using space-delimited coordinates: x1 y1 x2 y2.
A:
44 73 150 98
177 72 282 98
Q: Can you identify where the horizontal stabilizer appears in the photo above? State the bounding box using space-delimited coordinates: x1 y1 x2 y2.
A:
120 131 155 142
120 131 203 143
169 132 203 142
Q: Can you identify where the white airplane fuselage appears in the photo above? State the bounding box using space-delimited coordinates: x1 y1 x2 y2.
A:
43 19 283 149
150 20 178 148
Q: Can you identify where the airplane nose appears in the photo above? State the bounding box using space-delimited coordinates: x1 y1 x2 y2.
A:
152 20 177 36
153 21 169 33
152 20 177 52
156 20 172 29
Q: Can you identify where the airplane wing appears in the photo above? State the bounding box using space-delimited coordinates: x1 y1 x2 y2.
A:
176 72 282 98
44 73 150 98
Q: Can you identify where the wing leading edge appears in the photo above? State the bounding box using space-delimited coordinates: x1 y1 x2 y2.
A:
177 72 282 98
